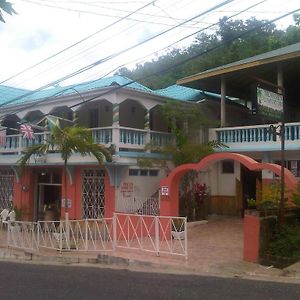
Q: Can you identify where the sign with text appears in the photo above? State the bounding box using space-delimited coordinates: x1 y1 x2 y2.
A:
161 186 169 196
61 198 72 208
256 87 283 120
120 182 134 199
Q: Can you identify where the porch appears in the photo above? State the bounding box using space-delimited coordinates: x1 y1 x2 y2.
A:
0 126 173 163
209 121 300 152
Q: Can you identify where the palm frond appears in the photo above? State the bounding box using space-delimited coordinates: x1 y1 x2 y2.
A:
17 143 48 168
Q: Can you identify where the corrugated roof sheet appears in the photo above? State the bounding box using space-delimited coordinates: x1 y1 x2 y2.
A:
155 84 225 102
0 75 154 107
155 85 205 101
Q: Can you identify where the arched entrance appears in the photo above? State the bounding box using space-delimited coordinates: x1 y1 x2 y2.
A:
159 153 298 216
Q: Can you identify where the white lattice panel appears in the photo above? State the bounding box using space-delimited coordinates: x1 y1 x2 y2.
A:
82 169 105 219
0 168 14 210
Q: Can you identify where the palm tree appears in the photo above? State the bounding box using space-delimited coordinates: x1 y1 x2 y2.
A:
18 124 112 220
0 1 17 23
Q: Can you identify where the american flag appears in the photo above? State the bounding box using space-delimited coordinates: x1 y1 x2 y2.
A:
20 124 34 139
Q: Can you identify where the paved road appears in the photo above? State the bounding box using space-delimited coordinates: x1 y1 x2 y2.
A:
0 261 299 300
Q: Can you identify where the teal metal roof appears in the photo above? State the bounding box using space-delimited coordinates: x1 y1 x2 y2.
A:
155 84 227 102
0 85 30 105
155 85 205 102
0 75 154 107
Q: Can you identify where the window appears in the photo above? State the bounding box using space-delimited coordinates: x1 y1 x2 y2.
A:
129 169 139 176
140 169 148 176
222 160 234 174
274 160 300 177
128 169 159 177
149 170 159 176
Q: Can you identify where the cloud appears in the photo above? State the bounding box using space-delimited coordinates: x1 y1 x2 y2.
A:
14 29 52 51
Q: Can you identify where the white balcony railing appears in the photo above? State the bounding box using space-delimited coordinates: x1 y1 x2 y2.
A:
0 127 172 156
210 122 300 146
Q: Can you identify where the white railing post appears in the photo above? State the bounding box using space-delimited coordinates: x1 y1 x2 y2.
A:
59 221 63 251
18 135 23 155
7 221 10 247
112 213 117 251
85 219 88 250
155 216 159 256
184 217 188 260
37 222 40 250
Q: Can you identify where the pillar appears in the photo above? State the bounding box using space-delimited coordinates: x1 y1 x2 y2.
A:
221 76 226 127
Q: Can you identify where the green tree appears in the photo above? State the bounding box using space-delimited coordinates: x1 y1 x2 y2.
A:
0 0 17 23
138 101 221 219
18 124 112 220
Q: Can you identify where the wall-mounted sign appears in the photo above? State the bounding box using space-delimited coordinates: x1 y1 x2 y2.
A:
61 198 72 208
256 87 283 120
120 182 134 199
161 186 169 196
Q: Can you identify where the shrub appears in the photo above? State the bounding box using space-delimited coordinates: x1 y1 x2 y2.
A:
268 224 300 259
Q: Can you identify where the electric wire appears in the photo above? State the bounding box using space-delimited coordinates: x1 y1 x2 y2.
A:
1 4 298 132
0 0 236 108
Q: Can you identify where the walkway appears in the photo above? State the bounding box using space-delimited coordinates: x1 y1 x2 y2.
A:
1 217 300 282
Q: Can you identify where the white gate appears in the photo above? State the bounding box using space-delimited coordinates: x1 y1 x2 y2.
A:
113 213 187 259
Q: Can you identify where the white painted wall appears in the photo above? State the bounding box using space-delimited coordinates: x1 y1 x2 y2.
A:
209 161 240 196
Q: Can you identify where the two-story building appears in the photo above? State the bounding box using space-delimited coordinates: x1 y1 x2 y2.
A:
177 42 300 216
1 75 245 221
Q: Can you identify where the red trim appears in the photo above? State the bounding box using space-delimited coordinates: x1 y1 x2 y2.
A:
160 153 298 216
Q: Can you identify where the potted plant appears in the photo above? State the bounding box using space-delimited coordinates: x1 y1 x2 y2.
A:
171 218 186 240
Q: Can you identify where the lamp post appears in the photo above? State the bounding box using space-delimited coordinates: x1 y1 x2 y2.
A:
255 76 285 225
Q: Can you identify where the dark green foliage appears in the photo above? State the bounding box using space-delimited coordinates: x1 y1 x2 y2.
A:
268 224 300 259
116 16 300 89
259 210 300 267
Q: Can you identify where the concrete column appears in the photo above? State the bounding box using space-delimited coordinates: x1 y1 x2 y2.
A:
277 63 283 93
221 76 226 127
144 109 151 147
112 104 120 152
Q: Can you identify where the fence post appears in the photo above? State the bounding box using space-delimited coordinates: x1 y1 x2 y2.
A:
155 216 160 256
59 221 63 252
7 221 10 247
37 222 40 250
112 213 117 251
85 219 88 250
184 217 188 260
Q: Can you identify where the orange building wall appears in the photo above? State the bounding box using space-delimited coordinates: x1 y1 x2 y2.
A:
13 166 115 221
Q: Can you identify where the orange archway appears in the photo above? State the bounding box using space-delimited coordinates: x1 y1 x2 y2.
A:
159 153 298 216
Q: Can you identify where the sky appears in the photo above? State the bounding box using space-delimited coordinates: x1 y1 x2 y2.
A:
0 0 300 90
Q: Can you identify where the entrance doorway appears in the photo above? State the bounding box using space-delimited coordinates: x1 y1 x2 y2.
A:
34 169 62 221
240 165 261 217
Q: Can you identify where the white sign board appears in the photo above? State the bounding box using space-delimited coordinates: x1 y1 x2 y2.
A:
61 198 72 208
161 186 169 196
257 87 283 120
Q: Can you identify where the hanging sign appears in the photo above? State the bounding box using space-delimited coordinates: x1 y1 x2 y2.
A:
256 87 283 120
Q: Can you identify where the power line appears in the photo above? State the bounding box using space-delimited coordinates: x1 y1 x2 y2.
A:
1 4 298 130
0 0 235 108
0 0 156 86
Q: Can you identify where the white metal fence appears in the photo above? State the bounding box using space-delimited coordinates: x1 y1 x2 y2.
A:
113 213 187 258
6 214 187 259
7 221 39 251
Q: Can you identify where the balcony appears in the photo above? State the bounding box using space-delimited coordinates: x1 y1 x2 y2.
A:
0 127 173 163
209 122 300 152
